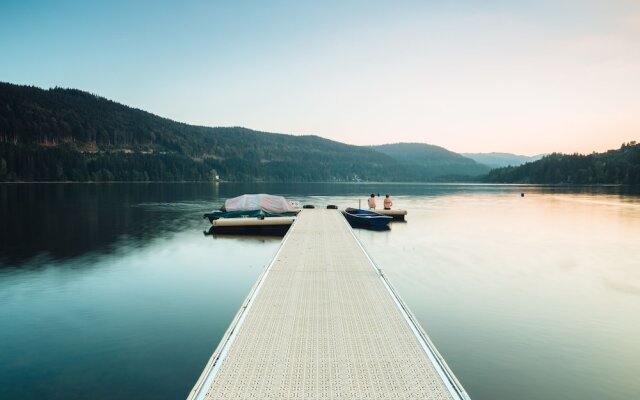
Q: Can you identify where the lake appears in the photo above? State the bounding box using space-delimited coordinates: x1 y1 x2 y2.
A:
1 183 639 400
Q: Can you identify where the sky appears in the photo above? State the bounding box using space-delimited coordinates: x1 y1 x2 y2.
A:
1 0 639 155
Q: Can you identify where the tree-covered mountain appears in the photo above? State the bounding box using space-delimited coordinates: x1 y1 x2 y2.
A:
372 143 490 178
486 143 640 184
462 152 543 169
0 82 491 182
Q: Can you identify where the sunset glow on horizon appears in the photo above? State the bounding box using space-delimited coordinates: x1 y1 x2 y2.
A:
1 0 638 156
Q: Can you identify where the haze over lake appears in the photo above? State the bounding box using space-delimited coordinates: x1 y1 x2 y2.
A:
1 183 639 400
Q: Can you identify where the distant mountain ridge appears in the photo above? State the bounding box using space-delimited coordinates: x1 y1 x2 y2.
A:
0 82 490 182
462 152 543 168
373 143 490 177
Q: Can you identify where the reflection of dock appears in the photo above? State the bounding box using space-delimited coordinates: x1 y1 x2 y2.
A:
188 209 468 400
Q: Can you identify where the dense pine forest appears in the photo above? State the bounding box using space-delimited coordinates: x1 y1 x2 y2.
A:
1 82 638 184
0 82 489 182
486 142 640 184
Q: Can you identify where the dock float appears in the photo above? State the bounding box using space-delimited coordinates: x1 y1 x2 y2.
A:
188 208 469 400
373 208 407 220
209 216 295 235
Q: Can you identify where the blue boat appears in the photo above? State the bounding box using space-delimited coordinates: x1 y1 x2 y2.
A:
343 208 392 229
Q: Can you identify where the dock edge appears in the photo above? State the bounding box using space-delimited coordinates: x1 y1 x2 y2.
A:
187 218 300 400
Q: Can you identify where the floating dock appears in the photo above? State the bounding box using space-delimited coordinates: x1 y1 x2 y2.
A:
374 208 407 220
188 208 469 399
209 216 295 235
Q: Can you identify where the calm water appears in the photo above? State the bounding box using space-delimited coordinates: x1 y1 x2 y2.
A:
1 183 639 400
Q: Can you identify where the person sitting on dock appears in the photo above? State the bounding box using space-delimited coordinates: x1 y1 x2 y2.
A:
383 194 392 210
367 193 376 209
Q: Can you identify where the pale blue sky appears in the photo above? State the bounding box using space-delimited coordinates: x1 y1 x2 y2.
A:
1 0 639 155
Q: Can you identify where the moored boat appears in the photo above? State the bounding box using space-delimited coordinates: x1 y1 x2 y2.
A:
343 208 393 229
204 194 300 235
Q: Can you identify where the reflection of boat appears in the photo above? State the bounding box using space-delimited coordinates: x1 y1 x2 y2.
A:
203 194 300 235
202 230 285 242
343 208 392 229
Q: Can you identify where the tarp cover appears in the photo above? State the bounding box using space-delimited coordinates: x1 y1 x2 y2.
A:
223 194 298 213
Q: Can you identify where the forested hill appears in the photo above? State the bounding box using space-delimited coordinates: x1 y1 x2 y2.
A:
372 143 490 178
486 143 640 184
0 82 491 182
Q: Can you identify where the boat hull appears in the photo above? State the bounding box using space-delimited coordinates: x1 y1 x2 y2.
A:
208 216 295 235
343 208 392 229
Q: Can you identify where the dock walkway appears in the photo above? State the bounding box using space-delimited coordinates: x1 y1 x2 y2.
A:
188 209 469 399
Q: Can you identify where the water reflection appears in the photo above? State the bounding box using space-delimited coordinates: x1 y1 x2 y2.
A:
0 183 639 400
356 190 640 400
2 183 637 267
0 183 220 266
0 223 278 400
202 229 285 241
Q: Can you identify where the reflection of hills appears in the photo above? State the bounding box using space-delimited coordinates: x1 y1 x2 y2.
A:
3 182 638 267
0 183 221 267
